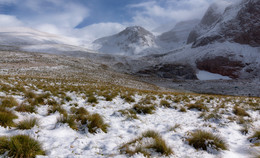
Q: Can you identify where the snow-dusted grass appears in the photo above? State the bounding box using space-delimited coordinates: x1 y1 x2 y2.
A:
0 134 45 158
186 130 228 154
0 75 259 157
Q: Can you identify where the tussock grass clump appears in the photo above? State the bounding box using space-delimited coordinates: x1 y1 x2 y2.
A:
25 91 37 99
15 103 36 113
186 130 228 153
48 105 67 116
160 100 171 108
117 109 138 120
65 96 72 102
121 94 135 103
70 107 89 115
203 112 222 123
102 91 118 101
1 96 19 108
233 106 250 117
248 130 260 146
16 118 39 130
139 95 156 105
87 96 98 104
86 113 109 133
179 106 187 112
186 103 209 112
56 115 78 130
47 99 59 106
120 130 173 157
70 107 89 122
34 93 50 105
132 104 156 115
0 108 18 127
0 135 45 158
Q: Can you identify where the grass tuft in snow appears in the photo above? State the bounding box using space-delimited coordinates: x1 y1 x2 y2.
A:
87 95 98 104
120 130 173 157
1 96 19 108
0 135 45 158
186 130 228 153
86 113 109 133
233 106 250 117
48 105 67 116
186 103 209 112
15 102 36 113
34 93 50 105
0 107 18 127
16 118 39 130
169 124 181 132
120 93 135 103
203 111 222 122
64 96 72 102
249 130 260 146
71 107 90 122
132 104 156 115
160 100 171 108
56 115 78 130
179 106 187 112
117 109 138 120
25 91 37 99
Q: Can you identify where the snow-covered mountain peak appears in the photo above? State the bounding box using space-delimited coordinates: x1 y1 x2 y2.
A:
93 26 157 55
120 26 150 35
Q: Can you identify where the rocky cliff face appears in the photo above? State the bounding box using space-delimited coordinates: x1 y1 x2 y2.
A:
190 0 260 48
187 3 223 44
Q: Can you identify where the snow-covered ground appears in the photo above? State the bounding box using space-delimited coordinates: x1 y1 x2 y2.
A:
197 71 231 80
0 76 259 158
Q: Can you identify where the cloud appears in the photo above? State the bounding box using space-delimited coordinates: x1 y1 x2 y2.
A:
0 14 23 27
127 0 214 31
1 0 89 36
73 22 125 44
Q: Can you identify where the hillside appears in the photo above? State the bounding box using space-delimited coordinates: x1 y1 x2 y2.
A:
0 50 259 157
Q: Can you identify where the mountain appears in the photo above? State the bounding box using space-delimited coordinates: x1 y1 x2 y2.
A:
0 27 96 55
157 19 199 51
188 0 260 47
93 20 199 56
136 0 260 81
93 26 157 56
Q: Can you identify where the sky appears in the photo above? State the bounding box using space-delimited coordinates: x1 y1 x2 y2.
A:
0 0 228 44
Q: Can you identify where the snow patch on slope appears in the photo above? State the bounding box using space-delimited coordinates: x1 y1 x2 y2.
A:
197 71 231 80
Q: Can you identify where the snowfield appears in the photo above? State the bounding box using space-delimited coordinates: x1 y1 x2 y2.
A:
0 76 259 158
197 71 231 80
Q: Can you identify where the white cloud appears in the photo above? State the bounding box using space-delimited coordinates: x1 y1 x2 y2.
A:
72 22 125 44
1 0 89 37
0 14 23 27
127 0 214 31
26 1 88 30
35 24 62 35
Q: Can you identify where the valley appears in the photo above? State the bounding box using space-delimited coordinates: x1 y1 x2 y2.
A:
0 0 259 157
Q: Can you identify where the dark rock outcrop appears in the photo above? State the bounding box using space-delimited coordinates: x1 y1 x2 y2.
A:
137 64 197 80
196 56 245 78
